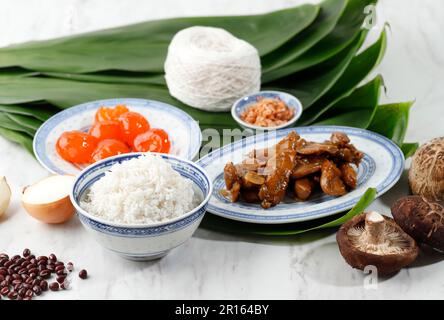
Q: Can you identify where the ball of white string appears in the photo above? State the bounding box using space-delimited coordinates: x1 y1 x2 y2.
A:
164 26 261 112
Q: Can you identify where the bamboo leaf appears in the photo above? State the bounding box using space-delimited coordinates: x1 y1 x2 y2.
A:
263 0 377 83
314 75 382 127
298 29 387 124
0 113 35 136
367 101 413 146
0 77 238 127
0 67 39 79
0 127 33 154
262 0 347 72
0 104 53 121
6 113 42 130
42 71 166 86
264 29 367 108
401 143 419 158
0 5 319 73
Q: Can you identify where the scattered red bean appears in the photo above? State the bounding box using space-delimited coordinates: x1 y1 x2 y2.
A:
79 269 88 279
0 250 88 300
56 275 66 284
0 287 9 296
49 282 59 291
25 289 34 298
47 264 55 272
61 279 70 290
32 285 42 296
40 280 48 291
39 270 51 279
7 291 17 300
55 265 65 272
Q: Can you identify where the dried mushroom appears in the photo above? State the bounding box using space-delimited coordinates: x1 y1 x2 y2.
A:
409 137 444 202
337 211 419 276
391 196 444 252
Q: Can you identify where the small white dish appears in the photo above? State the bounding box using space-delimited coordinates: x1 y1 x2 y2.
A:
34 98 202 175
70 152 213 261
231 90 303 131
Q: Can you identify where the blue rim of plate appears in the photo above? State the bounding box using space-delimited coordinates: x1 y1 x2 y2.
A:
33 98 202 174
196 125 405 224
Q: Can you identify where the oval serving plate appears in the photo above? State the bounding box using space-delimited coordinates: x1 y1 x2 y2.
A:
196 126 405 224
34 98 202 175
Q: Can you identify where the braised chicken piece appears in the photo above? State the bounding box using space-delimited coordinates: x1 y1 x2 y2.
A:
241 171 265 189
239 158 267 172
223 162 242 202
297 142 339 156
224 162 239 190
297 133 364 165
221 131 364 208
330 132 350 146
248 147 274 164
258 132 301 208
294 178 316 201
291 157 323 179
340 163 357 188
337 144 364 165
242 190 261 203
320 160 347 196
229 181 241 202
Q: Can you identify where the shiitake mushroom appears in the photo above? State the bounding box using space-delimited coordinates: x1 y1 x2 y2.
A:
409 137 444 202
391 196 444 252
337 211 419 276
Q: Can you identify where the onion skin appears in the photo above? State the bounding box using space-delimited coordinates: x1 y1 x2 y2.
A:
22 194 75 224
0 176 11 217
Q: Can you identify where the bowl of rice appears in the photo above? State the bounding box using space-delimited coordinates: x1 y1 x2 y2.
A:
70 153 212 261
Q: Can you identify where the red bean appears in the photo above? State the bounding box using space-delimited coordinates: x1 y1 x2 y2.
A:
49 282 59 291
40 280 48 291
79 269 88 279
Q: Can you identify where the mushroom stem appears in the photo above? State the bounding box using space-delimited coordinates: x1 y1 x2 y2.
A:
365 211 386 245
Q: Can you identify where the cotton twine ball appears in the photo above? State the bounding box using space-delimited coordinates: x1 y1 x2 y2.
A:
164 26 261 112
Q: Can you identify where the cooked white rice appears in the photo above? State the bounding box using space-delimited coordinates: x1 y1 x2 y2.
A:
80 154 196 224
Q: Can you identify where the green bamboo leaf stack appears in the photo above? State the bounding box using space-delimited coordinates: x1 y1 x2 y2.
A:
0 0 416 155
0 0 418 235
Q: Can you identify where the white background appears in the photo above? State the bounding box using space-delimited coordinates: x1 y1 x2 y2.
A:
0 0 443 299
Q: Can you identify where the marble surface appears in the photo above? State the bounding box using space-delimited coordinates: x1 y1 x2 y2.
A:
1 0 444 299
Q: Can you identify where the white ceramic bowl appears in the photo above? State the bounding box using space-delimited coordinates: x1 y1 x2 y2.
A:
70 152 213 261
231 90 303 131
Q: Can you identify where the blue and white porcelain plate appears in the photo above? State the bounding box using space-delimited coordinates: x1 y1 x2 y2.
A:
33 98 202 175
197 126 405 224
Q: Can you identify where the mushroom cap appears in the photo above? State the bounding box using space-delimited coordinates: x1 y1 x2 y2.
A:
337 212 419 276
409 137 444 202
391 195 444 252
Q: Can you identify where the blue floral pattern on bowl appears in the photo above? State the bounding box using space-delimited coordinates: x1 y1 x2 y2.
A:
70 153 213 260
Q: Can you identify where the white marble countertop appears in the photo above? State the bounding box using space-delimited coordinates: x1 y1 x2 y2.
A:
1 0 443 299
